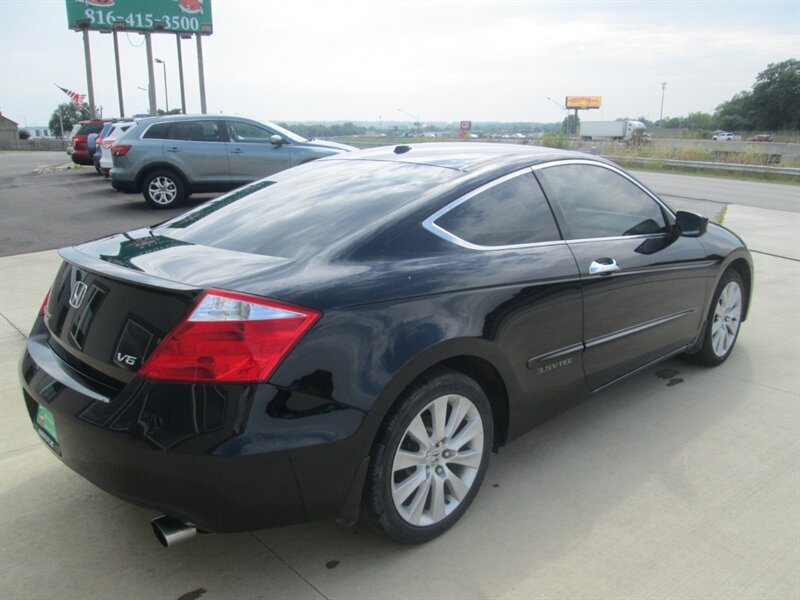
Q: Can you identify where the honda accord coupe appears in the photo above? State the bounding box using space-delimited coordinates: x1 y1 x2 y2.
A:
21 144 752 545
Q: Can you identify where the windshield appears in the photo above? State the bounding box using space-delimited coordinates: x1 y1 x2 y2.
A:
155 159 457 259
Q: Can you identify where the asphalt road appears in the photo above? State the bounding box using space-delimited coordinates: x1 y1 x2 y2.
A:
0 151 798 257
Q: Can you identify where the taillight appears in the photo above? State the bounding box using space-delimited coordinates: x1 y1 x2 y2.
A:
74 136 87 150
102 138 114 149
139 290 320 383
111 144 131 156
38 290 50 317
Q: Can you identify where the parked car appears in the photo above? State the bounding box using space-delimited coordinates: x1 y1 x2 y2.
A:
747 134 773 142
91 123 116 175
712 132 742 141
110 115 356 208
99 121 137 177
65 123 81 156
69 119 114 165
21 144 752 546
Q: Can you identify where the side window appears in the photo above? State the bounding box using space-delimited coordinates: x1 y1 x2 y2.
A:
433 171 561 247
169 120 223 142
228 121 272 143
536 164 667 239
143 123 172 139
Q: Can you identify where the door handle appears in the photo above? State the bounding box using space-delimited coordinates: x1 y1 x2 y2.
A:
589 258 621 275
230 148 244 154
166 147 180 153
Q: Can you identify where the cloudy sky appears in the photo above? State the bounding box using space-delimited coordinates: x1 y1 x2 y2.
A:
1 0 798 127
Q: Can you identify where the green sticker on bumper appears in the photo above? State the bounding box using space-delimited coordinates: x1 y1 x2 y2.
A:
36 405 58 444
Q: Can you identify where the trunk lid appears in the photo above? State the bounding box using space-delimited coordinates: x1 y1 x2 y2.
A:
45 231 293 387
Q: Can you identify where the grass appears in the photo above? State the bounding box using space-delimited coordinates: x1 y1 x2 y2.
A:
329 135 799 184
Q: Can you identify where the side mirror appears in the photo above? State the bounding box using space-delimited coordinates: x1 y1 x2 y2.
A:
675 210 708 237
270 134 285 146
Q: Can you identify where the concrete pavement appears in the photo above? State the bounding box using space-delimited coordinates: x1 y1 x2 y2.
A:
0 204 798 599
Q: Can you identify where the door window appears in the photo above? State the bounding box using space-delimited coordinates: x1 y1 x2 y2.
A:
432 171 561 247
536 164 668 239
169 120 223 142
227 121 273 143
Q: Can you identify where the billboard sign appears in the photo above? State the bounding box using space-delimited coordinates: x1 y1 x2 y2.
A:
66 0 213 34
565 96 602 109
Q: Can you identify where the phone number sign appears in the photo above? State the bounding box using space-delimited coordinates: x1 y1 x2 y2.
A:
66 0 213 34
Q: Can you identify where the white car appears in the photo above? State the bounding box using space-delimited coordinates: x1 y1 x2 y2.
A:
99 121 137 176
712 132 742 141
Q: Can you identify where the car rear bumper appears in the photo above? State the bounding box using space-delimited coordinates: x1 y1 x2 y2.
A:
20 322 377 532
71 152 93 166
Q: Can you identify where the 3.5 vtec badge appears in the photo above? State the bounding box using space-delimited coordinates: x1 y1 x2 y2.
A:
535 357 574 376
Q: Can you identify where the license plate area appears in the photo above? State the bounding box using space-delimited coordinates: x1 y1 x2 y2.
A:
35 405 61 454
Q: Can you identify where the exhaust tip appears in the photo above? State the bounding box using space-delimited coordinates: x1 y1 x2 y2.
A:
151 515 197 547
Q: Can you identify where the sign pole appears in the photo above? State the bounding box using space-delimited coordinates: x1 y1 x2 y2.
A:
82 28 96 119
145 32 157 115
195 33 207 114
176 35 187 114
113 31 125 118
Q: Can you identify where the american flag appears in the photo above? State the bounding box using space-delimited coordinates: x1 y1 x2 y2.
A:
56 85 86 110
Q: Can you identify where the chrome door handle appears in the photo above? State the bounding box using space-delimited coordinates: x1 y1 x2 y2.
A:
230 148 244 154
589 258 621 275
166 146 180 153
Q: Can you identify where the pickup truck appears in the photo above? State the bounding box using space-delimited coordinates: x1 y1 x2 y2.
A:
712 132 742 141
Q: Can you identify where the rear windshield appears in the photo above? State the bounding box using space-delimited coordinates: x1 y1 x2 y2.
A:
155 159 457 258
77 122 107 136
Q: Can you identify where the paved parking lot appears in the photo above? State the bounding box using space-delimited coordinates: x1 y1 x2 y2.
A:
1 153 798 599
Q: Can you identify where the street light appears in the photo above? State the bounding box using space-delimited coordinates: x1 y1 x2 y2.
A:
398 108 420 136
659 82 667 124
155 58 169 112
546 97 569 134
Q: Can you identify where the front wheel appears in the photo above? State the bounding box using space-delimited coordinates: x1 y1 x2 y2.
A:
142 170 185 208
686 269 745 366
364 370 493 544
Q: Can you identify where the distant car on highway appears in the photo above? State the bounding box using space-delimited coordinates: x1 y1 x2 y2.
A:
747 134 773 142
110 115 356 208
712 132 742 141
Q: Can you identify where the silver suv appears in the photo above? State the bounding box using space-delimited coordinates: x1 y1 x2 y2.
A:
110 115 355 208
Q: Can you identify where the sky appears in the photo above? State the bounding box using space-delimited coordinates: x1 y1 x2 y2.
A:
0 0 798 127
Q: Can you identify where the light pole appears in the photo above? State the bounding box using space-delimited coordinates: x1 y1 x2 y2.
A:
155 58 169 113
398 108 420 136
659 82 667 124
546 97 569 134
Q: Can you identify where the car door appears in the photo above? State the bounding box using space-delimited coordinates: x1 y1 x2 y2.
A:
225 120 293 184
164 120 231 186
424 169 586 432
535 161 710 391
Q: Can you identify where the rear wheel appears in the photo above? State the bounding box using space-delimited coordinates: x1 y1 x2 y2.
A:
364 370 493 543
143 170 185 208
686 269 744 366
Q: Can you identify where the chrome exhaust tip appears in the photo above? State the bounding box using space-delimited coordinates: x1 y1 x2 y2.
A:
151 515 197 547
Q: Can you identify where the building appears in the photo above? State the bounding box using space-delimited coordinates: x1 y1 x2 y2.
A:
0 113 19 148
22 126 53 138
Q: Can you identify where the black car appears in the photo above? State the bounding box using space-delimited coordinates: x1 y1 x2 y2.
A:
21 144 752 545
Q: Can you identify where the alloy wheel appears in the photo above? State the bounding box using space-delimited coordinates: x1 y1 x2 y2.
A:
148 176 178 205
711 280 742 357
391 393 484 527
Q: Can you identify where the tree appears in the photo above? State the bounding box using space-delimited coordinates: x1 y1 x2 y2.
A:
714 59 800 131
749 59 800 130
48 102 91 138
683 111 714 131
18 128 30 140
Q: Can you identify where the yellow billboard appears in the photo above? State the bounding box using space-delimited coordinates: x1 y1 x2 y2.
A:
565 96 602 109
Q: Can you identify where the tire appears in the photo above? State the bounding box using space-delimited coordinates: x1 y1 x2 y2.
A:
142 169 185 209
685 269 745 366
364 369 493 544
